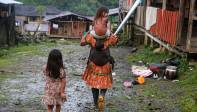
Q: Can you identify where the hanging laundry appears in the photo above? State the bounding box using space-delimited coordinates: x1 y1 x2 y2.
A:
150 9 179 45
135 6 144 27
145 7 157 30
127 0 133 7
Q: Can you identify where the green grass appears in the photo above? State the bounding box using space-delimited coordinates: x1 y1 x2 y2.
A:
178 65 197 112
124 46 197 111
0 39 81 68
0 42 57 68
126 46 172 63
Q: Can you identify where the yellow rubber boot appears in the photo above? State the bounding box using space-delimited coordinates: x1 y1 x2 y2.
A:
98 96 105 112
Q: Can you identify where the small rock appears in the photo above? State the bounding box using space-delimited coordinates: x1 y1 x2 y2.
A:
77 103 82 107
172 80 179 82
112 72 116 76
125 95 131 100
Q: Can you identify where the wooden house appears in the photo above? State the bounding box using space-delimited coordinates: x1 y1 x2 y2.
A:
15 5 61 34
119 0 197 55
0 0 22 47
45 11 93 38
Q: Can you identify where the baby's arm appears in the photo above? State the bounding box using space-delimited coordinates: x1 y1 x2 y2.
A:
80 32 88 46
80 36 87 46
80 32 92 46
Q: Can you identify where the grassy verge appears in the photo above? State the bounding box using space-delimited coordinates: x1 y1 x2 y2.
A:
124 46 197 111
126 46 172 63
0 39 81 68
0 42 53 68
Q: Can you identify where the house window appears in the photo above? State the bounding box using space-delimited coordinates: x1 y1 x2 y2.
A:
29 17 37 21
53 23 58 29
0 11 8 18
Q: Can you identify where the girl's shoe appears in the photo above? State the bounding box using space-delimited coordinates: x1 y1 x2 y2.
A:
98 96 105 112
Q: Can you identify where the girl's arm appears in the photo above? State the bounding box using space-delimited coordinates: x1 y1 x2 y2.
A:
60 69 67 100
105 34 118 47
60 78 66 100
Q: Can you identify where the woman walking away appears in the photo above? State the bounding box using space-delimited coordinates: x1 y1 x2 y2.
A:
42 49 67 112
80 6 118 111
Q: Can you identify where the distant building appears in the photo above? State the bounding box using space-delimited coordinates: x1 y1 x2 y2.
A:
15 5 61 34
45 11 93 38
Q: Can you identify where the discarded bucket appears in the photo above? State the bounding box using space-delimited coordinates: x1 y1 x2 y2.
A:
165 66 177 80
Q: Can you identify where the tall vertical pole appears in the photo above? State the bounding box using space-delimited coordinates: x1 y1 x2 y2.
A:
186 0 195 51
177 0 185 44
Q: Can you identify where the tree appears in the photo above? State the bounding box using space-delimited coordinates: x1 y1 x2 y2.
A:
33 5 45 36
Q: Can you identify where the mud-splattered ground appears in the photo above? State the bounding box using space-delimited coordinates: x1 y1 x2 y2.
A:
0 41 193 112
0 42 133 112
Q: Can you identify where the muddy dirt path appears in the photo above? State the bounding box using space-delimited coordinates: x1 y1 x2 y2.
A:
0 43 132 112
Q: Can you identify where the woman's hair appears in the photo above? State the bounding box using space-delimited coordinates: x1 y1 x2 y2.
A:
94 6 109 21
46 49 64 79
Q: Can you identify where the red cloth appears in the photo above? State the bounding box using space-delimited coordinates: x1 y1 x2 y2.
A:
150 9 179 45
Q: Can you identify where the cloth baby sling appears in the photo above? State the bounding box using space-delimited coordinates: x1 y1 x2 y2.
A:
88 36 115 70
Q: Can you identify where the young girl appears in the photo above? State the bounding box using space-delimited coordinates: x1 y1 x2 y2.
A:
81 6 118 111
42 49 66 112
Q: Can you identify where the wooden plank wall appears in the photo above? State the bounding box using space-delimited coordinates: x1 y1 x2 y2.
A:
50 21 87 38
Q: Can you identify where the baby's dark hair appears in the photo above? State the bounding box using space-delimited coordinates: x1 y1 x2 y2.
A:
46 49 64 79
94 6 109 21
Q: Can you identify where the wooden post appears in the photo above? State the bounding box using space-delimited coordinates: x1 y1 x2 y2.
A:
163 0 167 9
177 0 185 44
144 0 150 45
186 0 195 51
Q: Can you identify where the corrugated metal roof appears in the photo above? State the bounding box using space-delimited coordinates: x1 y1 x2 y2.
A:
0 0 22 4
109 8 119 16
15 5 61 17
44 11 93 21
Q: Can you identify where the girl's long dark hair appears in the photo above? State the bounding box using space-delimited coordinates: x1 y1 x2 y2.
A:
46 49 64 79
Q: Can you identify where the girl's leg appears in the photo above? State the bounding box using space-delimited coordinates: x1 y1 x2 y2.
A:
91 88 99 107
47 105 54 112
56 105 61 112
100 89 107 97
98 89 107 111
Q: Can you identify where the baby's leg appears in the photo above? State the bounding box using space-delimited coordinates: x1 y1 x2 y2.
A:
56 105 61 112
47 105 54 112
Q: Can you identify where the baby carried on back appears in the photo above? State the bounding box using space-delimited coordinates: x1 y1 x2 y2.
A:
88 14 115 70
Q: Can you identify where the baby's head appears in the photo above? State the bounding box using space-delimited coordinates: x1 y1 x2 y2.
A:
47 49 63 79
95 6 109 22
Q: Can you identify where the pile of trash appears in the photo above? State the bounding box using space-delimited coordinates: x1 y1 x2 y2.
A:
123 58 180 88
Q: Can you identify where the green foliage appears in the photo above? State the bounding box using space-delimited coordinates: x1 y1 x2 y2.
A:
177 58 188 75
125 46 197 112
126 46 172 63
17 0 119 15
36 5 45 15
180 95 197 112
